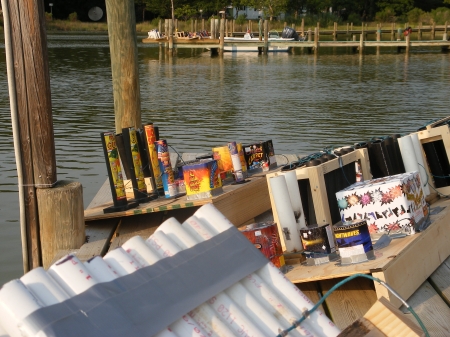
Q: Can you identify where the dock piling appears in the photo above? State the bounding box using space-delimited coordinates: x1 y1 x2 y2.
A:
264 20 269 54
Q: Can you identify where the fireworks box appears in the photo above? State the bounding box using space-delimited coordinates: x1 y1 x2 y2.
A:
335 171 428 235
243 140 277 172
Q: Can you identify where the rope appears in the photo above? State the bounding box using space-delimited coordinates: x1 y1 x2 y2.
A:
276 273 430 337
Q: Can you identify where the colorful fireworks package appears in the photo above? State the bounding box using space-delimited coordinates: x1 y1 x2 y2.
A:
243 140 277 172
335 171 428 235
182 159 223 200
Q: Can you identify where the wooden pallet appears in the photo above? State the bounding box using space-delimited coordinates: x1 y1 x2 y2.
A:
266 148 371 251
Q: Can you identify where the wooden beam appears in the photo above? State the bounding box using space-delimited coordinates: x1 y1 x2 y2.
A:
105 0 142 133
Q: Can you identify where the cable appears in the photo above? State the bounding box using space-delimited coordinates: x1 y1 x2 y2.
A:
276 273 430 337
168 144 186 166
418 163 450 197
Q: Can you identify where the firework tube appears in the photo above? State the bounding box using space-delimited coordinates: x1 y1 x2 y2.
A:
143 124 164 193
228 141 245 183
155 139 178 198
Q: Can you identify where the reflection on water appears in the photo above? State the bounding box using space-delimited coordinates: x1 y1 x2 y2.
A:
0 34 449 284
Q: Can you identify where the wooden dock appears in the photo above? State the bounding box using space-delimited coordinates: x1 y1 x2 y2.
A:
142 37 450 53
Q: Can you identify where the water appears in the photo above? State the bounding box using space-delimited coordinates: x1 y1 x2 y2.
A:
0 33 449 285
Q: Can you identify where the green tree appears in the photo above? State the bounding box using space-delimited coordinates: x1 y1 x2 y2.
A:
174 4 197 19
376 0 414 16
244 0 290 19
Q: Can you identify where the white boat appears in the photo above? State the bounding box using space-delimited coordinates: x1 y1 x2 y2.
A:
224 31 295 52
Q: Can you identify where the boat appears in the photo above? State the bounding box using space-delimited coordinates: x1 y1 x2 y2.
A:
224 30 295 52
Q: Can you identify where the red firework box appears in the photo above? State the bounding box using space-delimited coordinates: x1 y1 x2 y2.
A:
239 222 285 268
243 140 277 172
335 171 428 235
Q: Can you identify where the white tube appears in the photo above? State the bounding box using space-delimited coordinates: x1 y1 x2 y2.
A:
156 218 199 249
146 231 184 257
225 282 300 336
194 204 340 337
169 315 209 337
410 133 431 195
188 304 237 337
398 135 419 173
257 263 341 337
145 229 266 337
84 256 120 282
0 324 9 337
0 280 42 337
1 0 29 273
182 215 215 242
154 327 179 337
281 170 307 229
183 212 314 337
20 267 70 306
241 273 314 337
269 175 303 252
121 235 161 267
103 247 141 276
48 255 98 297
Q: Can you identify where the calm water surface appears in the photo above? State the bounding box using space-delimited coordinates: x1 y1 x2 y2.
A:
0 33 449 285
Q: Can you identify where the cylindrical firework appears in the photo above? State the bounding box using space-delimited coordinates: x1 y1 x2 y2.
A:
228 141 245 183
155 139 178 198
100 131 137 213
143 123 164 195
122 127 152 203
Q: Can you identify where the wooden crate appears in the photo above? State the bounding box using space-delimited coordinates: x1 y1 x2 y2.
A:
417 121 450 196
266 148 371 251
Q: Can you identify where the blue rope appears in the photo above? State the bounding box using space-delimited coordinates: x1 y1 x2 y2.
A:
275 273 430 337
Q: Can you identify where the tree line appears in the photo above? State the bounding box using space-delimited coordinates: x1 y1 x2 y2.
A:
44 0 450 25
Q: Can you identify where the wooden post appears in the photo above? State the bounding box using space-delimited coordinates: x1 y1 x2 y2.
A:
353 34 356 41
308 28 312 42
105 0 142 133
37 181 85 269
284 22 287 28
232 20 235 37
444 21 448 40
346 22 349 35
219 18 225 54
317 22 320 37
301 19 304 36
432 21 436 39
376 24 380 54
351 22 353 31
264 20 269 54
159 19 162 34
225 19 228 37
333 22 337 41
215 19 219 39
418 22 422 40
6 0 59 270
406 33 410 53
391 23 395 41
359 33 364 53
314 27 318 51
190 19 194 33
202 18 205 31
168 19 174 49
259 18 263 41
210 19 215 39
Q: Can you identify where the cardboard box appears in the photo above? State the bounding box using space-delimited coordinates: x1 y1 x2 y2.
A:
335 171 428 235
182 160 223 200
243 140 277 172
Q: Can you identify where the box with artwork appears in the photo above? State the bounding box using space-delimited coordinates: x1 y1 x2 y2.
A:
335 171 428 235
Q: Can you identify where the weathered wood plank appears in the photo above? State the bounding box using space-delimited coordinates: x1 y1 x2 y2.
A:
428 256 450 306
403 281 450 337
297 281 326 315
320 277 377 330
